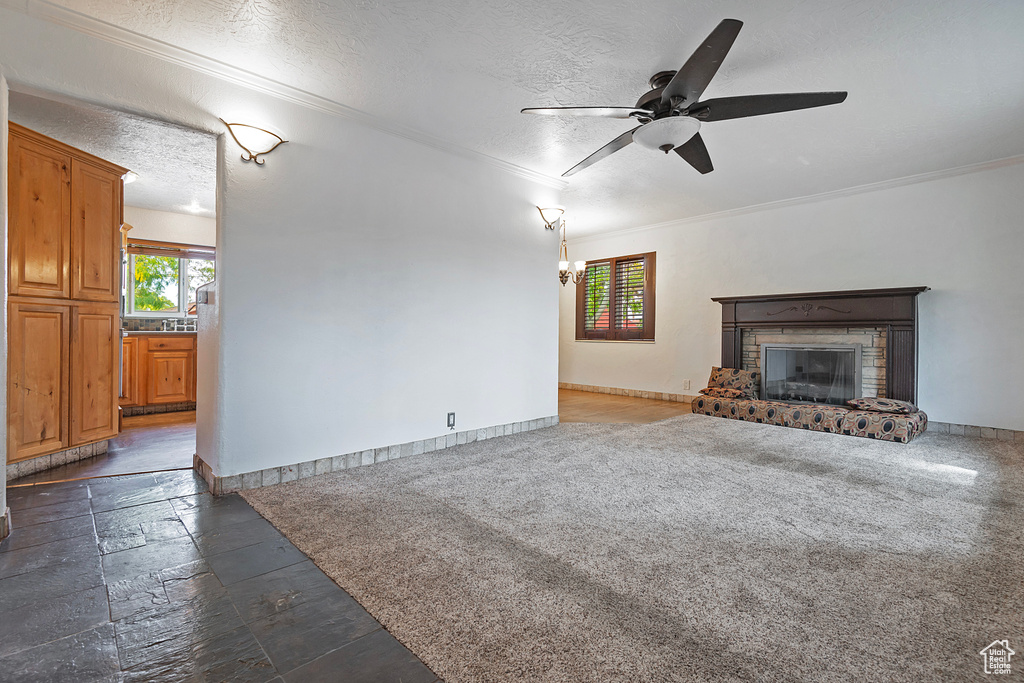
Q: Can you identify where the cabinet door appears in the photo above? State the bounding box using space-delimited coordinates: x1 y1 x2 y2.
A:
7 302 70 462
71 303 120 446
146 350 193 404
8 132 72 299
190 346 198 403
71 159 122 302
120 337 139 407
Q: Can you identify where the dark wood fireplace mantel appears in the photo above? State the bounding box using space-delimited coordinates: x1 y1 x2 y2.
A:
712 287 929 403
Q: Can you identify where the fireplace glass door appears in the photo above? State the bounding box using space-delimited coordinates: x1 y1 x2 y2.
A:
760 344 862 406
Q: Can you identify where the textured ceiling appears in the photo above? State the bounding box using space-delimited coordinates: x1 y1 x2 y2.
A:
8 91 217 217
20 0 1024 234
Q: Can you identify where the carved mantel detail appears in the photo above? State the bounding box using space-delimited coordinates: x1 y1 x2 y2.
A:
712 287 929 403
766 303 853 317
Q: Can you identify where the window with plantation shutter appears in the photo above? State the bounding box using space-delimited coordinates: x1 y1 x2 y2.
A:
575 252 655 341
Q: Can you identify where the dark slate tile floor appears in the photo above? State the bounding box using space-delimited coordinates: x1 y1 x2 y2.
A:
0 471 440 682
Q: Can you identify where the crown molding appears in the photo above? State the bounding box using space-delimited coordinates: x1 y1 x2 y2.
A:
2 0 568 190
573 153 1024 243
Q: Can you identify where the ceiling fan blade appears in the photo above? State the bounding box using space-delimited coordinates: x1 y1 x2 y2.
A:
662 19 743 109
674 133 714 174
690 92 848 122
562 127 639 177
521 106 653 119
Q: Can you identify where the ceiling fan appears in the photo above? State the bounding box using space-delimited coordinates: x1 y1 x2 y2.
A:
522 19 847 177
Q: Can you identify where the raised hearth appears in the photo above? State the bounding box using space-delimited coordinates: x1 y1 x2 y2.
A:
712 287 928 403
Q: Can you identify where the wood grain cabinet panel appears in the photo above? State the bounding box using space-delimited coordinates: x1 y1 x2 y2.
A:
120 337 139 407
71 304 120 446
7 124 127 462
7 302 70 462
145 337 195 351
71 160 122 302
145 350 193 404
8 133 72 299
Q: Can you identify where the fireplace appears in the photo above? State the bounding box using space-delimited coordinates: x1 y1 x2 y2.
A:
760 343 862 406
712 287 928 403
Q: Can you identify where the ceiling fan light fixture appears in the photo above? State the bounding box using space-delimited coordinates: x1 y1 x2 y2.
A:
632 117 701 153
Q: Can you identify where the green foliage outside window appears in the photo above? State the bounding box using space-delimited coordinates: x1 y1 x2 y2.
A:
187 260 216 307
618 260 645 327
134 255 179 311
585 263 610 329
132 254 215 314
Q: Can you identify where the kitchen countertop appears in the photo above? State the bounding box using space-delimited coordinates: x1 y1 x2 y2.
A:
124 330 197 336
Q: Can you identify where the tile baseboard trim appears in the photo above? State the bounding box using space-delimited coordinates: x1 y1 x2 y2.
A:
194 415 561 495
0 507 10 541
927 421 1024 442
559 382 695 404
6 440 110 483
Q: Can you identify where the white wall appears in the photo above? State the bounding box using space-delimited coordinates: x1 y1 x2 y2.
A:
0 7 560 482
559 162 1024 431
124 206 216 246
213 102 559 476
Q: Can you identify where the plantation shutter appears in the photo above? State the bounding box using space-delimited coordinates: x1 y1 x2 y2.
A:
576 252 655 341
584 262 611 331
615 257 645 330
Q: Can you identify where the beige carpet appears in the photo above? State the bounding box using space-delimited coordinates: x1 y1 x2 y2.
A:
242 414 1024 682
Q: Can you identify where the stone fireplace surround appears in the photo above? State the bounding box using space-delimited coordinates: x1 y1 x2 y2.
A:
713 287 929 404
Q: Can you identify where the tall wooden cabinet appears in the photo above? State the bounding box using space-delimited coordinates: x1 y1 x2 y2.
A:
7 123 126 464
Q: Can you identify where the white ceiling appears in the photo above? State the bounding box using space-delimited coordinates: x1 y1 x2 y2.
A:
23 0 1024 235
8 90 217 217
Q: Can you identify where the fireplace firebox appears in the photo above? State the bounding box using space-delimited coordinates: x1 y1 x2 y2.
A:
760 343 862 406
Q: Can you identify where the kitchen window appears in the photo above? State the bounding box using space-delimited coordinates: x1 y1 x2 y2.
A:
575 251 655 341
126 240 215 317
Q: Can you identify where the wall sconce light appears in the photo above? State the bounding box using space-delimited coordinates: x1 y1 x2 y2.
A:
557 217 586 287
537 206 564 230
220 118 287 164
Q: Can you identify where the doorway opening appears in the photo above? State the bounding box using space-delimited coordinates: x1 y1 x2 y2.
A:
6 89 217 488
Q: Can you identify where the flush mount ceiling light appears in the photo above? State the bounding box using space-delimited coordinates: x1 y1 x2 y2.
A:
122 170 139 184
537 206 565 230
220 118 287 164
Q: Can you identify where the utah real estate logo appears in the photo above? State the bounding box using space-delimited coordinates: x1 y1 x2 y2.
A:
980 640 1014 675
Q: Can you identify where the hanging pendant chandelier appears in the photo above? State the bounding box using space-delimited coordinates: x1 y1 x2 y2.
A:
537 206 585 286
556 221 585 286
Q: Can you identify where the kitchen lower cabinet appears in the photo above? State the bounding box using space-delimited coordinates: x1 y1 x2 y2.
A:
121 334 197 408
145 350 193 404
120 337 139 406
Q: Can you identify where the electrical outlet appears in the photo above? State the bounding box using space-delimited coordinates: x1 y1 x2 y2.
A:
447 412 456 430
683 379 692 391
